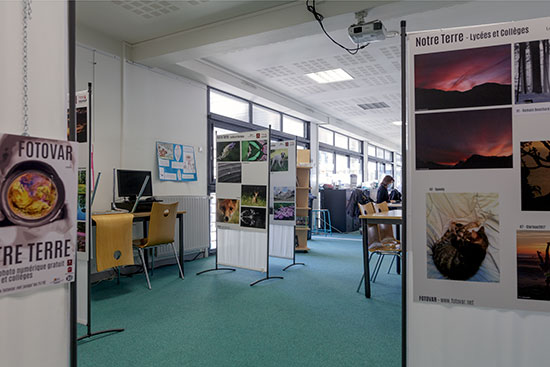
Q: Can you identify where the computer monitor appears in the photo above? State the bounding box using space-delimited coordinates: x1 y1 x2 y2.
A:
117 169 153 200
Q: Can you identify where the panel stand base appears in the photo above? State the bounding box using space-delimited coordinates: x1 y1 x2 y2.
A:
282 262 305 271
196 267 236 275
250 275 284 286
78 328 124 342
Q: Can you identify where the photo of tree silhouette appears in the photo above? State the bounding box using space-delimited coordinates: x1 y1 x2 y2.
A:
515 39 550 104
415 45 511 110
521 141 550 211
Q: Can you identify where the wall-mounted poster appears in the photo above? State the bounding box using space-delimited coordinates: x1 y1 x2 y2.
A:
0 134 77 296
157 141 197 182
410 17 550 313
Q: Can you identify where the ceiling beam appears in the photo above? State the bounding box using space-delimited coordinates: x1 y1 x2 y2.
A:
130 1 393 63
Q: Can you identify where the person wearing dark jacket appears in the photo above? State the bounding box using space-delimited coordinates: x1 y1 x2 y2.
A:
376 175 394 204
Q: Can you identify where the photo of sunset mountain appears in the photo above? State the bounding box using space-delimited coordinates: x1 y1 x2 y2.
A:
415 108 513 170
415 44 512 110
517 230 550 301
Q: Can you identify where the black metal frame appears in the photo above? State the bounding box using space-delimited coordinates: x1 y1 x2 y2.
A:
69 2 77 366
400 20 408 367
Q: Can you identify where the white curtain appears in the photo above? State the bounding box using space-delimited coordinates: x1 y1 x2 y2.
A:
217 228 268 272
269 224 294 260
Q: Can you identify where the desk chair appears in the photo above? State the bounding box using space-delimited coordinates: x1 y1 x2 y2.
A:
133 202 184 289
357 203 401 291
94 213 135 276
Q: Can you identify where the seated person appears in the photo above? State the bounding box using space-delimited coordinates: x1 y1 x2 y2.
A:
376 175 394 204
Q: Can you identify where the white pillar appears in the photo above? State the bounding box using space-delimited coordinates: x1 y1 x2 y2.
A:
0 1 70 366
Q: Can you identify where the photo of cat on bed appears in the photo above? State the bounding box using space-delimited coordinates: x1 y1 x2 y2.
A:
426 192 500 283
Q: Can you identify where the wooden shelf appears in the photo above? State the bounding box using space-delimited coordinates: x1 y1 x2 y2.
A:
296 187 311 190
295 246 310 252
296 207 311 210
297 166 312 170
296 149 310 252
295 226 309 231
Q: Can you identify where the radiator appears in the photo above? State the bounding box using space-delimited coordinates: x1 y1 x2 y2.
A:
156 195 211 255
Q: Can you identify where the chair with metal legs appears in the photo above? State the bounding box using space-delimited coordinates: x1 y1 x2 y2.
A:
133 202 183 289
356 202 401 292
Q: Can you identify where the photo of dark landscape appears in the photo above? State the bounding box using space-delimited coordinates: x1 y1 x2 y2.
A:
515 39 550 104
416 108 513 170
217 162 241 183
415 45 511 110
521 141 550 211
517 231 550 301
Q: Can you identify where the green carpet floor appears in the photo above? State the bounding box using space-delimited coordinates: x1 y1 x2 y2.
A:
77 233 402 367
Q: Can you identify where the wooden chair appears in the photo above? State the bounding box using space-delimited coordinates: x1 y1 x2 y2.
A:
133 202 183 289
374 201 401 275
94 213 135 278
357 202 401 291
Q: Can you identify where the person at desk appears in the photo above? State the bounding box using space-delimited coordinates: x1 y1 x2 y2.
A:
376 175 394 204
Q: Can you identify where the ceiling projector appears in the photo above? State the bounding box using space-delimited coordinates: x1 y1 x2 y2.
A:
348 19 387 44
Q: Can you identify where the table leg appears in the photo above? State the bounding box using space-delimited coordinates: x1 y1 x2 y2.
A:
142 221 150 271
396 224 401 275
178 215 184 278
362 218 371 298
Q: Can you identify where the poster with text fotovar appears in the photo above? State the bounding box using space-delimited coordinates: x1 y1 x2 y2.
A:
0 134 78 296
409 17 550 312
157 141 197 182
215 130 269 233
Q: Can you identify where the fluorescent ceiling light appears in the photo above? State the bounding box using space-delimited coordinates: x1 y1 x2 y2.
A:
305 68 354 84
392 121 402 126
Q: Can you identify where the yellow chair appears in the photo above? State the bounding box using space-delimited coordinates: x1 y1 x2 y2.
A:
375 201 389 212
94 213 135 274
133 202 183 289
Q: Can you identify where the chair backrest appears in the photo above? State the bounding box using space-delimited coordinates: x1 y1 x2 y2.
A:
358 202 376 215
375 201 389 212
94 213 135 272
145 202 178 247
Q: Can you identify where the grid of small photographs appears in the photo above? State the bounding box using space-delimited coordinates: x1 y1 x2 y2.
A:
77 168 86 252
273 186 295 221
215 136 268 230
415 44 513 171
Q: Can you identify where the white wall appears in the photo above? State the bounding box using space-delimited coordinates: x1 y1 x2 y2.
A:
0 1 70 366
76 42 208 211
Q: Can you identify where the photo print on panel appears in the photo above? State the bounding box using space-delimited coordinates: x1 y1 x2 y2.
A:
415 108 513 170
426 192 500 282
415 44 511 111
515 39 550 104
521 141 550 211
517 230 550 301
270 148 289 172
216 198 240 224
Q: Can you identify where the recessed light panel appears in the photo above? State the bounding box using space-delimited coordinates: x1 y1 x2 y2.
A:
305 68 354 84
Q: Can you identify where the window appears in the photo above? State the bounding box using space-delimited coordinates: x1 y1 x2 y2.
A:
282 115 305 137
319 127 333 145
385 150 393 162
368 161 377 182
319 150 335 186
376 147 385 159
334 133 348 149
209 90 249 122
253 105 280 130
378 162 386 180
367 144 376 157
335 154 350 185
350 157 362 186
349 138 361 153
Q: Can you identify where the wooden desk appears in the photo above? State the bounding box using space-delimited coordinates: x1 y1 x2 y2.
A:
387 202 402 210
92 210 186 278
359 209 402 298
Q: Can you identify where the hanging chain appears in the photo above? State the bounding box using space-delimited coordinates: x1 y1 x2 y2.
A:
22 0 32 136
